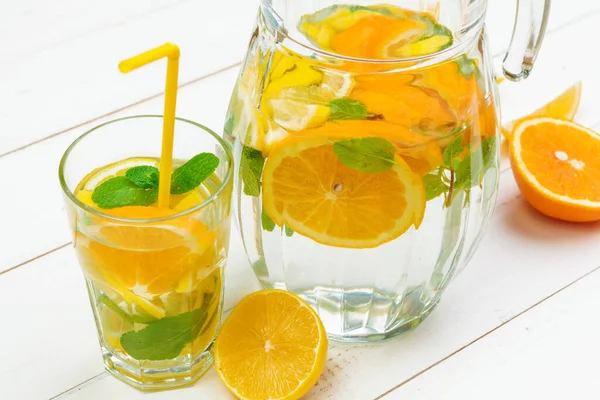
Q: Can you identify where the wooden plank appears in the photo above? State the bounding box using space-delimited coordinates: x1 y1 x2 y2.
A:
0 67 240 273
383 266 600 399
0 0 258 156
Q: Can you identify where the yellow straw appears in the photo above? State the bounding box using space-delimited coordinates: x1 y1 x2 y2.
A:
119 43 180 209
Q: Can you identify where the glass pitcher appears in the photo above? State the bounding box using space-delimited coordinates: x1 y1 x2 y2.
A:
224 0 550 342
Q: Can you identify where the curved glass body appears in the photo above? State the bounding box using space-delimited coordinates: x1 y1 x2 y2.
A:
225 1 549 341
60 116 233 390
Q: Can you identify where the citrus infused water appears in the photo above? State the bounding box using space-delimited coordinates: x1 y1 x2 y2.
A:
60 116 233 390
226 4 500 341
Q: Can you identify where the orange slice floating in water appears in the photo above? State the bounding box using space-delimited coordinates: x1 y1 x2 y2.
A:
76 206 216 301
262 135 426 248
215 289 327 400
510 117 600 222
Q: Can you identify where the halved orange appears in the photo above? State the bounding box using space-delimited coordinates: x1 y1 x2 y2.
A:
510 117 600 222
214 290 327 400
503 81 582 139
262 135 426 248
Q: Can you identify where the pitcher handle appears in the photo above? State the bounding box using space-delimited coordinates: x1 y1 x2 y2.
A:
502 0 551 81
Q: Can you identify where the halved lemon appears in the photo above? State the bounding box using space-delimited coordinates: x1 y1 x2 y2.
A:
214 290 327 400
510 117 600 222
262 136 426 248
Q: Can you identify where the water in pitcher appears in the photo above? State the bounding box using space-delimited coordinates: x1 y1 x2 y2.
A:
225 3 500 341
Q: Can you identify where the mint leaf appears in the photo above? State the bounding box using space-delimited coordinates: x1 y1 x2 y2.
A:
126 165 159 189
284 225 294 237
98 294 156 324
92 176 157 209
120 308 208 361
261 209 275 232
481 136 497 171
423 174 448 200
224 116 235 136
456 55 477 79
333 137 395 173
240 146 265 197
454 154 471 189
442 136 464 168
328 98 373 121
171 153 219 195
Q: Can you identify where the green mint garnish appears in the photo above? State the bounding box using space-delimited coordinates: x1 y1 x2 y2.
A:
454 154 475 190
171 153 220 195
333 137 395 173
423 173 447 201
442 136 465 168
126 165 159 189
456 55 478 79
240 146 265 197
261 209 295 237
481 136 497 171
328 98 374 121
91 176 158 209
224 116 235 136
424 135 498 207
120 308 208 361
91 152 220 209
261 209 276 232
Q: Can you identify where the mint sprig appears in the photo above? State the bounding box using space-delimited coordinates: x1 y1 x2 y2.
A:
120 308 208 361
170 153 219 195
328 98 374 121
261 209 295 237
333 137 395 173
422 135 497 206
91 152 220 209
240 146 265 197
126 165 159 189
261 209 276 231
91 176 158 209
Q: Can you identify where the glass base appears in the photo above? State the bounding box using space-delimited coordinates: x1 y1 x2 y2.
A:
101 344 214 392
291 286 441 343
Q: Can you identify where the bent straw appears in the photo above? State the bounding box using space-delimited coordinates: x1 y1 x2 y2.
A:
119 43 180 209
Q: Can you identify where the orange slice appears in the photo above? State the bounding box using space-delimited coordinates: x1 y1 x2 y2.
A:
214 290 327 400
262 136 426 248
76 206 216 297
503 81 582 139
510 117 600 222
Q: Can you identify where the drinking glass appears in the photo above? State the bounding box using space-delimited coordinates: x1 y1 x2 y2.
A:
59 116 233 391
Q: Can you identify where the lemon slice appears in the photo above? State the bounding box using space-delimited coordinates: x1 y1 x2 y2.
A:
78 157 159 192
215 290 327 400
269 99 330 131
263 119 290 156
266 64 323 96
322 72 354 97
393 34 453 57
231 85 265 150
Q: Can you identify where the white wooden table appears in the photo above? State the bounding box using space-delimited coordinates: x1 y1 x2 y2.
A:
2 1 600 399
